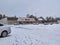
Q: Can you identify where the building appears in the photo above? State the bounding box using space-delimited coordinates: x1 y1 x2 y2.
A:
7 17 18 24
38 18 44 23
18 17 35 24
0 17 18 24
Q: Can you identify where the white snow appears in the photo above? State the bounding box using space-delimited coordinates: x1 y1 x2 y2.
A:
0 24 60 45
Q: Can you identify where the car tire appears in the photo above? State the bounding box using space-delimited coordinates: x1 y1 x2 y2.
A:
1 31 8 37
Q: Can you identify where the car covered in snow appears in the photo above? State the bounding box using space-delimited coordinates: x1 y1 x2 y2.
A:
0 24 11 37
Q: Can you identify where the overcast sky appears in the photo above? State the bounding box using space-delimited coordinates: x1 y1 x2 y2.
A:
0 0 60 17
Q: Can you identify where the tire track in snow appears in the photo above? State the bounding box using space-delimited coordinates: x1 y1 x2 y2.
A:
12 35 21 45
23 33 42 45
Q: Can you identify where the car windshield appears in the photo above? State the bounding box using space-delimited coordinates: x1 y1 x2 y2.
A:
0 24 4 26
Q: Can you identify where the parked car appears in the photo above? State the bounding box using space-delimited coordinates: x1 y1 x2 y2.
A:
44 23 48 25
33 23 39 25
14 23 19 25
0 24 11 37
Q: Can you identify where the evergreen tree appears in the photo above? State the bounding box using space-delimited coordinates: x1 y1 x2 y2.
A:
0 14 2 19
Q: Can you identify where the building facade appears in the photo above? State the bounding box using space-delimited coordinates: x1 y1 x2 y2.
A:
0 17 18 25
18 17 35 24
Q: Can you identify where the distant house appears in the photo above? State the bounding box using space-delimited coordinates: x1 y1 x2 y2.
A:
7 17 18 24
0 17 18 24
38 18 43 23
18 17 35 24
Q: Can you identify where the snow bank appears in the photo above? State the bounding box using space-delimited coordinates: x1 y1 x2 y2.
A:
0 24 60 45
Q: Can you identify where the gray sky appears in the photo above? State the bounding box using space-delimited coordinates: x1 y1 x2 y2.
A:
0 0 60 17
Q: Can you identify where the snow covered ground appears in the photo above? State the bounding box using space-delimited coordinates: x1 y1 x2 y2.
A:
0 24 60 45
